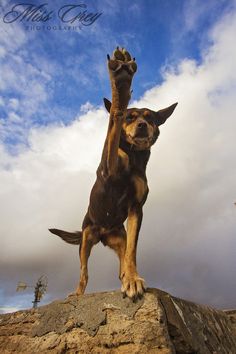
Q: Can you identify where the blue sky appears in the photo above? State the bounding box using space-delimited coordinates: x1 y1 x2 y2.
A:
1 0 236 313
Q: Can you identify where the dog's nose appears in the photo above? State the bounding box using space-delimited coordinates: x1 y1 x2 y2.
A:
138 122 147 129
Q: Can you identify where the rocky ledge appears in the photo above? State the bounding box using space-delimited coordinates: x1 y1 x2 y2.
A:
0 288 235 353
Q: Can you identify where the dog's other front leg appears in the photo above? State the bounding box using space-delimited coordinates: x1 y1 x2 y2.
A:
101 227 127 280
75 226 99 295
121 208 146 301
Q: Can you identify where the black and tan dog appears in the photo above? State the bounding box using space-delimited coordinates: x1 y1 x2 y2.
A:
49 47 177 300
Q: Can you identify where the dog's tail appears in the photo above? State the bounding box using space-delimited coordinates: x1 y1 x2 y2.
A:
49 228 82 245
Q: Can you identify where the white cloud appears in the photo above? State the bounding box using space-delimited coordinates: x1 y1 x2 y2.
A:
0 18 52 146
80 101 95 113
8 111 21 122
0 17 28 56
0 56 51 114
1 8 236 310
8 98 19 110
183 0 217 32
0 45 6 58
0 108 108 262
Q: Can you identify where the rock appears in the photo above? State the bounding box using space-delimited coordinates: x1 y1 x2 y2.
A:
0 288 235 353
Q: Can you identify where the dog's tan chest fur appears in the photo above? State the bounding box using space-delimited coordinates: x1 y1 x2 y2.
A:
118 148 129 170
132 175 148 203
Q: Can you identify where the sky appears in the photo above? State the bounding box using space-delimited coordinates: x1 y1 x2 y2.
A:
0 0 236 313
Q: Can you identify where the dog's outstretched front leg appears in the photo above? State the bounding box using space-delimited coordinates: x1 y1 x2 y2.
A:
106 111 125 176
121 207 146 301
107 47 137 112
104 47 137 176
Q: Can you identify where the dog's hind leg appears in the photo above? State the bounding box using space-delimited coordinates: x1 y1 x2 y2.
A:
75 226 100 295
101 227 126 281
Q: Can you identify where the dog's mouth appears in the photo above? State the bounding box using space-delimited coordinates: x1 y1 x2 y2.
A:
127 134 153 150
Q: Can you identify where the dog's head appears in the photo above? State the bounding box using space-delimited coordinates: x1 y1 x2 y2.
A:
104 98 177 150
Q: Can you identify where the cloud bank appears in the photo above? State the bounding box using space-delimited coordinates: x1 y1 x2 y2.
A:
1 8 236 311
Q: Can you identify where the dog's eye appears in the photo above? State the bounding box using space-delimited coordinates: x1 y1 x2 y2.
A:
145 116 154 125
126 115 134 122
145 114 152 120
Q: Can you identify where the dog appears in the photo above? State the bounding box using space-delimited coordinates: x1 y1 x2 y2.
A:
49 47 177 301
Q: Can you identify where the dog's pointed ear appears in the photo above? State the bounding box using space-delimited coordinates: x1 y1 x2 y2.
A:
156 102 178 126
103 98 112 113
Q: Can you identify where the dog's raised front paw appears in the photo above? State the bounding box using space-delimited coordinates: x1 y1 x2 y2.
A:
121 272 146 301
107 47 137 88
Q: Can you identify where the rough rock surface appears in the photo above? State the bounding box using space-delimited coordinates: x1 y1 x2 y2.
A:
0 288 235 353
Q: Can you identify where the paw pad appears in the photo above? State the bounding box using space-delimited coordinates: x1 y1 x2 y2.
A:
107 47 137 74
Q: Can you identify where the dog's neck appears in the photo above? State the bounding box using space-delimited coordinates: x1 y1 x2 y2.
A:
119 138 151 173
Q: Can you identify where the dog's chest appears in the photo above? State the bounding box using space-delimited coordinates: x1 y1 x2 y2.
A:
118 149 148 204
131 174 148 203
